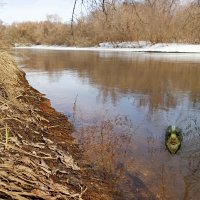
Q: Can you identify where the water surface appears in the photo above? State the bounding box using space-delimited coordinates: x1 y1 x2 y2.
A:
15 49 200 200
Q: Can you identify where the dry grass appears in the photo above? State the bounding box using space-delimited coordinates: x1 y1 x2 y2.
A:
0 52 89 199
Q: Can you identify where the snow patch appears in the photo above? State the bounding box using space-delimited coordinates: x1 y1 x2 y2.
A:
98 41 150 48
14 42 200 53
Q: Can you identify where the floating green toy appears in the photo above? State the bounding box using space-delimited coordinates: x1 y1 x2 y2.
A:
165 125 183 154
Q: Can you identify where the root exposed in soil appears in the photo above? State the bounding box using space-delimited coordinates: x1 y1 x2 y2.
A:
0 52 111 200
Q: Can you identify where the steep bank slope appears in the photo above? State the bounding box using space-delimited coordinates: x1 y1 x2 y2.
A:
0 52 110 199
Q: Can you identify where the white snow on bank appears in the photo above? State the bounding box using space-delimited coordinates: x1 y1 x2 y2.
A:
14 42 200 53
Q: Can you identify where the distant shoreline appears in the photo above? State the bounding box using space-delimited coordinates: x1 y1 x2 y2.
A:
14 42 200 53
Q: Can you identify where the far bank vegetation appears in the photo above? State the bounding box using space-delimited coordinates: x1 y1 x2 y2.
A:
1 0 200 47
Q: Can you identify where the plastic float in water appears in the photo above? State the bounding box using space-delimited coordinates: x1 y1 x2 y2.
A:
165 125 183 154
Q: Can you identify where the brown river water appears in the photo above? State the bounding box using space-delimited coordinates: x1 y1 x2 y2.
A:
14 49 200 200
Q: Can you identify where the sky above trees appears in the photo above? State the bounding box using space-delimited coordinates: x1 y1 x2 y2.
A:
0 0 78 24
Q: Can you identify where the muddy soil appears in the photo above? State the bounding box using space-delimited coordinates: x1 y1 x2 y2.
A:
0 52 111 200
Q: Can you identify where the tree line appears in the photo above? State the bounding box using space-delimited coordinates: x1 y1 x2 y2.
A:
1 0 200 47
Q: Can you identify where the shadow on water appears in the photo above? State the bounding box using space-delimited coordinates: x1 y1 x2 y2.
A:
14 49 200 199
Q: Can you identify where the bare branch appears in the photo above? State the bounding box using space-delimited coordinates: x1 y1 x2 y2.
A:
71 0 78 45
130 0 146 24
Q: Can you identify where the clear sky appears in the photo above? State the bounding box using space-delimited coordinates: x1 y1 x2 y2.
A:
0 0 80 24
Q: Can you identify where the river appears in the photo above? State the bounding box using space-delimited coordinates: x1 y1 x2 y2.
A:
14 49 200 200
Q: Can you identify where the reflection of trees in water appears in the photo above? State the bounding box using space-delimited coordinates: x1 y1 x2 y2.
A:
191 96 200 110
96 87 121 105
16 50 200 199
47 71 65 82
16 50 200 111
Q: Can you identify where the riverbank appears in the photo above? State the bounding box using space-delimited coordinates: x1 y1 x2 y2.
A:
0 52 111 199
14 42 200 53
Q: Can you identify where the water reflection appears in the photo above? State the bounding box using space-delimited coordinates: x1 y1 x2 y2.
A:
14 49 200 199
14 50 200 111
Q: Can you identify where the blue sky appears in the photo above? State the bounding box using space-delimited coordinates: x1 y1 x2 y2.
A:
0 0 81 24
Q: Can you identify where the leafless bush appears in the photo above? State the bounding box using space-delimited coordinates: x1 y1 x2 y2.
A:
70 0 200 44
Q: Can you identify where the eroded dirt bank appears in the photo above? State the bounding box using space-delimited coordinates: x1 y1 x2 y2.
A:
0 52 111 200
